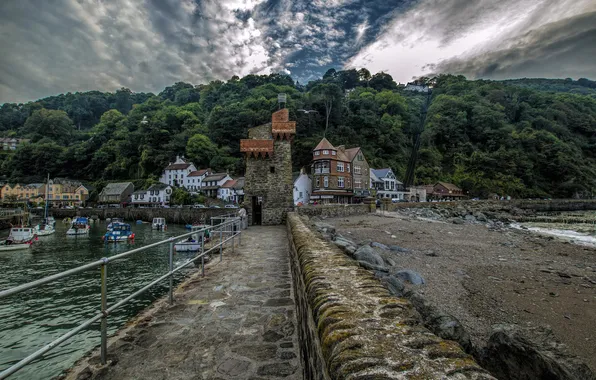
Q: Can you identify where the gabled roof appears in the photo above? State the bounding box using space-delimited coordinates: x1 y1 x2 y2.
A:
436 182 462 191
370 169 382 183
232 177 244 190
314 137 334 151
344 147 361 161
203 173 228 182
132 190 146 196
371 168 393 179
336 149 350 162
101 182 133 195
221 180 237 188
148 183 170 191
165 163 192 170
188 168 211 177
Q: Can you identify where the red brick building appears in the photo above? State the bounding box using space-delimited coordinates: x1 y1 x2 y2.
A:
311 138 353 204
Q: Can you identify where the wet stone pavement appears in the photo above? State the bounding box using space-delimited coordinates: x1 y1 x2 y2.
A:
94 226 302 380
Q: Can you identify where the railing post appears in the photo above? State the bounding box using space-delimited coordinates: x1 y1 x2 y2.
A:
232 222 235 253
219 226 223 262
168 240 174 304
100 260 108 365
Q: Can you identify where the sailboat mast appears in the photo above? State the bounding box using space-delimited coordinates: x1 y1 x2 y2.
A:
45 173 49 220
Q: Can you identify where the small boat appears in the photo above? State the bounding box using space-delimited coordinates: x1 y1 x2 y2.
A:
174 226 210 252
63 217 72 224
66 217 91 235
102 222 135 243
45 216 56 228
107 218 124 231
34 223 55 236
0 227 36 251
136 220 143 224
152 217 167 230
184 222 204 230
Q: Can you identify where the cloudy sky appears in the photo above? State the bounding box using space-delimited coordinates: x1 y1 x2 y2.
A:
1 0 595 104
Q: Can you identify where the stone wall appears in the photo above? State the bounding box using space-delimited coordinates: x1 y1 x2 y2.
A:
382 199 596 213
286 213 494 379
295 204 370 218
40 208 233 224
244 132 294 226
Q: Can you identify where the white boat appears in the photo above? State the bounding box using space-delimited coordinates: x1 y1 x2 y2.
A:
174 226 209 252
152 217 167 230
66 217 91 235
34 223 55 236
0 227 35 251
45 216 56 228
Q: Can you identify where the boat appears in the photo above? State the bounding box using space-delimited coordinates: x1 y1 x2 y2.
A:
34 223 55 236
0 227 36 251
102 222 135 243
136 220 143 224
174 226 210 252
66 217 91 235
152 217 167 230
107 218 124 231
63 217 72 224
34 175 56 236
184 222 204 230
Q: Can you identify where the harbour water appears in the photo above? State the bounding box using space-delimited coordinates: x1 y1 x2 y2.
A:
0 221 193 379
516 211 596 248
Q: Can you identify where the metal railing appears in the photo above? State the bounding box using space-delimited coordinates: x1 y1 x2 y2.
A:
0 217 246 379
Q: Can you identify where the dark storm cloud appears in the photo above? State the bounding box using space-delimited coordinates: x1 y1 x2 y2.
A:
427 11 596 80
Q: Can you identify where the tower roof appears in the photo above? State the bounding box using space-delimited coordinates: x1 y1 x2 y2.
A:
314 138 334 151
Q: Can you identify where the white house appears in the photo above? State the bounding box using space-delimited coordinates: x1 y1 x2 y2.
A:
160 156 197 188
132 183 172 206
293 169 311 206
217 177 245 204
185 168 212 193
370 168 407 200
202 173 232 198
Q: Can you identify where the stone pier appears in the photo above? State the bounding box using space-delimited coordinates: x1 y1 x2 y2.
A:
73 226 301 380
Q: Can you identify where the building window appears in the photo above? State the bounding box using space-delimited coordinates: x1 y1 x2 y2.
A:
338 177 344 188
323 150 329 155
315 151 320 156
316 177 320 187
332 151 336 156
324 176 329 188
270 166 275 173
358 153 363 160
347 178 351 188
337 162 344 172
354 166 361 174
355 179 361 188
299 191 303 198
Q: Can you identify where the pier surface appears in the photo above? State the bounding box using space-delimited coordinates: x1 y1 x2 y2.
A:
92 226 302 380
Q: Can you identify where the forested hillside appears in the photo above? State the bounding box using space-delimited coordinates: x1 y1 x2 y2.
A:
0 70 595 199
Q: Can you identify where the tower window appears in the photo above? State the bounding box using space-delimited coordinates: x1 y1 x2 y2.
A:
270 166 275 173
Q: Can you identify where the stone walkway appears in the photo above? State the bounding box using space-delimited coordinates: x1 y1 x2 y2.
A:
95 226 302 380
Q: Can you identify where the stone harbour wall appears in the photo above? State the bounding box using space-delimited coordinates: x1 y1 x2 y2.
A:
286 212 495 380
42 207 234 224
295 204 371 219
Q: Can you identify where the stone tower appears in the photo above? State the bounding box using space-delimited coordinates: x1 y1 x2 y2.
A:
240 109 295 225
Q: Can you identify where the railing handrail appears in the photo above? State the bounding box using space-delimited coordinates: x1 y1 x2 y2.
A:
0 216 247 379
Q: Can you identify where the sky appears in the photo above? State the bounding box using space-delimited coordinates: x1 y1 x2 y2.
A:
0 0 595 104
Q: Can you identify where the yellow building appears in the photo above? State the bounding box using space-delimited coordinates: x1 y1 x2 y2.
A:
1 180 90 206
0 183 44 203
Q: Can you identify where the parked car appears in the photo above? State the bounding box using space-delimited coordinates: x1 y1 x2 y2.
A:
210 205 221 208
224 205 238 209
193 204 206 209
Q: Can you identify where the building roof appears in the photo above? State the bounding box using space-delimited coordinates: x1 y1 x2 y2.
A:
344 147 361 161
164 156 193 171
188 168 211 177
147 183 170 191
203 173 228 182
232 177 244 190
335 148 350 162
221 180 236 188
101 182 133 195
370 169 382 183
371 168 393 179
132 190 146 196
314 138 334 151
436 182 462 191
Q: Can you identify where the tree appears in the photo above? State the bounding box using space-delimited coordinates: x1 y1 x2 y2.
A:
311 83 343 136
186 134 218 168
23 109 75 145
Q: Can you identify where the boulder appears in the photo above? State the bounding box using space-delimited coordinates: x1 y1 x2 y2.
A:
475 212 488 222
464 214 477 223
408 292 472 353
357 260 388 273
389 245 411 253
395 270 425 285
371 241 389 250
313 222 335 234
354 246 385 266
380 275 405 296
449 217 465 225
479 324 596 380
333 236 357 256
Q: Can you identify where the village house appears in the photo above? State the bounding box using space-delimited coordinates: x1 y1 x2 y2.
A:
232 177 245 204
201 173 232 198
311 138 353 204
185 168 212 193
1 183 44 203
293 168 311 206
131 183 172 207
98 182 134 206
0 138 28 151
426 182 466 201
344 147 371 201
370 168 406 200
160 156 197 188
408 186 427 202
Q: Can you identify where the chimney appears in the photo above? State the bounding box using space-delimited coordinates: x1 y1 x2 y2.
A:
337 145 345 152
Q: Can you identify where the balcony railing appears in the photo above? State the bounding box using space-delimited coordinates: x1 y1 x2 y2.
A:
314 168 330 174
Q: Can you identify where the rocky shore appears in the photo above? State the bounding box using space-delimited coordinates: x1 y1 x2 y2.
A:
307 208 596 380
